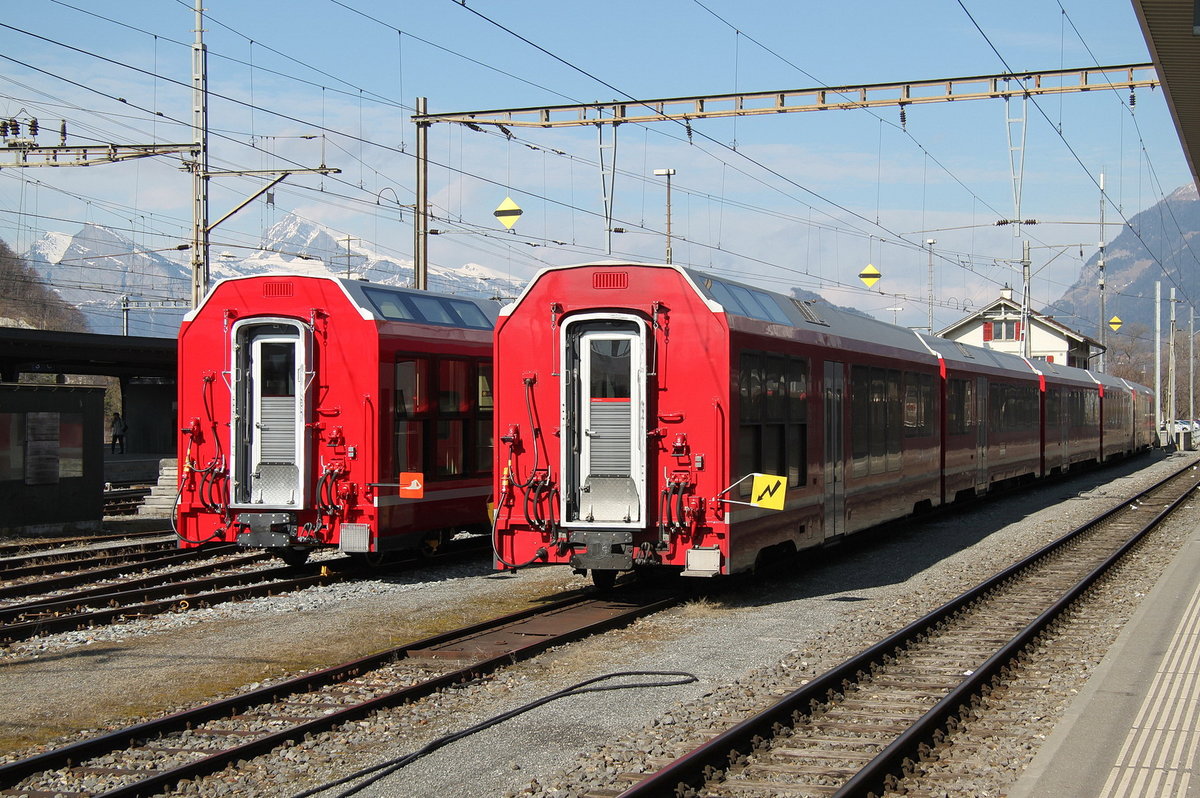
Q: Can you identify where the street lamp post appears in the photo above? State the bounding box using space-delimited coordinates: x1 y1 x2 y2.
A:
653 168 675 264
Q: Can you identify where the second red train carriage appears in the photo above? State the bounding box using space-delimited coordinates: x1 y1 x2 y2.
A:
491 262 1154 586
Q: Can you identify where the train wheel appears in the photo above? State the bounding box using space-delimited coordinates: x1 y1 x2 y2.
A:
277 547 310 567
591 569 618 590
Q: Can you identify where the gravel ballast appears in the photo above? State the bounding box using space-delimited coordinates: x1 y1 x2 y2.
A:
2 450 1194 798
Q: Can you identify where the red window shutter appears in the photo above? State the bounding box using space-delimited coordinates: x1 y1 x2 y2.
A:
1047 355 1054 363
982 321 993 342
1014 321 1022 340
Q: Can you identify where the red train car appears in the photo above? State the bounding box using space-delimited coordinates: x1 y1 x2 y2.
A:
176 274 497 563
492 262 1153 586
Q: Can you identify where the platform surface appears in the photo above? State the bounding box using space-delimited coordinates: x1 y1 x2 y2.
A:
1009 497 1200 798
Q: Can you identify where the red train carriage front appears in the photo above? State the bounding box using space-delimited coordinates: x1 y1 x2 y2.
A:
176 274 496 563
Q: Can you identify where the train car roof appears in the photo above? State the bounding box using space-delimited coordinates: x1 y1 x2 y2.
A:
505 262 1151 391
186 273 500 329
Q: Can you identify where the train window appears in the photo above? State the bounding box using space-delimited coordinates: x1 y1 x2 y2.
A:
746 289 791 324
476 419 493 475
477 364 494 411
737 426 759 497
589 339 632 399
886 370 902 471
435 420 464 476
903 372 933 437
738 353 808 493
446 299 492 329
438 360 471 413
709 280 751 317
762 424 785 477
259 343 296 397
786 360 808 421
765 356 786 420
740 353 764 422
869 369 886 472
394 359 429 417
787 424 805 487
361 287 418 321
851 366 870 477
394 421 423 473
409 295 456 325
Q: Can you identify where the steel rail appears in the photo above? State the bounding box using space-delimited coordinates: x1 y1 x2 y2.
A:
0 589 682 797
0 541 177 576
616 458 1200 797
0 552 268 616
833 463 1200 796
0 563 351 643
0 529 169 557
0 545 240 599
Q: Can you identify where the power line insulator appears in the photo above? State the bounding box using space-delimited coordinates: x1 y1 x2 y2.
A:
0 121 7 137
28 118 38 138
8 119 18 136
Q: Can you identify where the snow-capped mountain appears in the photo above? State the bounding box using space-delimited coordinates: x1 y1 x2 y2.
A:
23 223 190 337
23 214 528 337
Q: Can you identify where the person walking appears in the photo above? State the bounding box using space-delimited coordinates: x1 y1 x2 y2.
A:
111 412 127 454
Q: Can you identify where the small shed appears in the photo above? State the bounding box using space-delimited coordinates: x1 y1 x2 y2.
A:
0 383 105 536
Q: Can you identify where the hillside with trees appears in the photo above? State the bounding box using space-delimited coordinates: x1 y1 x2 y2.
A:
0 238 88 331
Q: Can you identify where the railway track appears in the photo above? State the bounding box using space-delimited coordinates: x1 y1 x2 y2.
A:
0 537 182 580
612 460 1200 798
0 529 171 558
0 586 684 797
0 535 497 644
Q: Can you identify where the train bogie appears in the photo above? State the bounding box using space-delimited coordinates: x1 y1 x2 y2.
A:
176 274 496 561
493 262 1154 584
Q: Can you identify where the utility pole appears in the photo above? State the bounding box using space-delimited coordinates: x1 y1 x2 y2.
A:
1170 287 1177 435
1020 240 1031 358
1097 173 1107 372
926 239 936 333
189 0 210 309
414 97 430 290
1156 282 1162 441
340 236 356 278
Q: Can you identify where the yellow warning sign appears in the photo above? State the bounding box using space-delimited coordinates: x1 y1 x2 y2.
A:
749 473 786 511
859 263 881 288
493 197 523 229
1109 316 1122 332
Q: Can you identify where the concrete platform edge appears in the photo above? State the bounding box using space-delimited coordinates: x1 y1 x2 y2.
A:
1007 473 1200 797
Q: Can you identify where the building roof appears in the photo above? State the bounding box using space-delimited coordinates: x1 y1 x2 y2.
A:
1132 0 1200 188
937 296 1103 350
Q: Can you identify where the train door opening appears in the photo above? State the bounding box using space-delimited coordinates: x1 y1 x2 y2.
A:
823 361 845 540
231 320 310 508
561 315 647 528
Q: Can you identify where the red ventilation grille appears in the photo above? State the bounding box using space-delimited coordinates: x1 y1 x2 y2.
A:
263 281 294 298
592 271 628 289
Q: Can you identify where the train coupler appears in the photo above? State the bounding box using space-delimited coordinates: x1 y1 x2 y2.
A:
234 511 300 548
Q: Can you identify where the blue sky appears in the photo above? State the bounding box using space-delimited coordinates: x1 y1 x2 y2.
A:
0 1 1191 333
